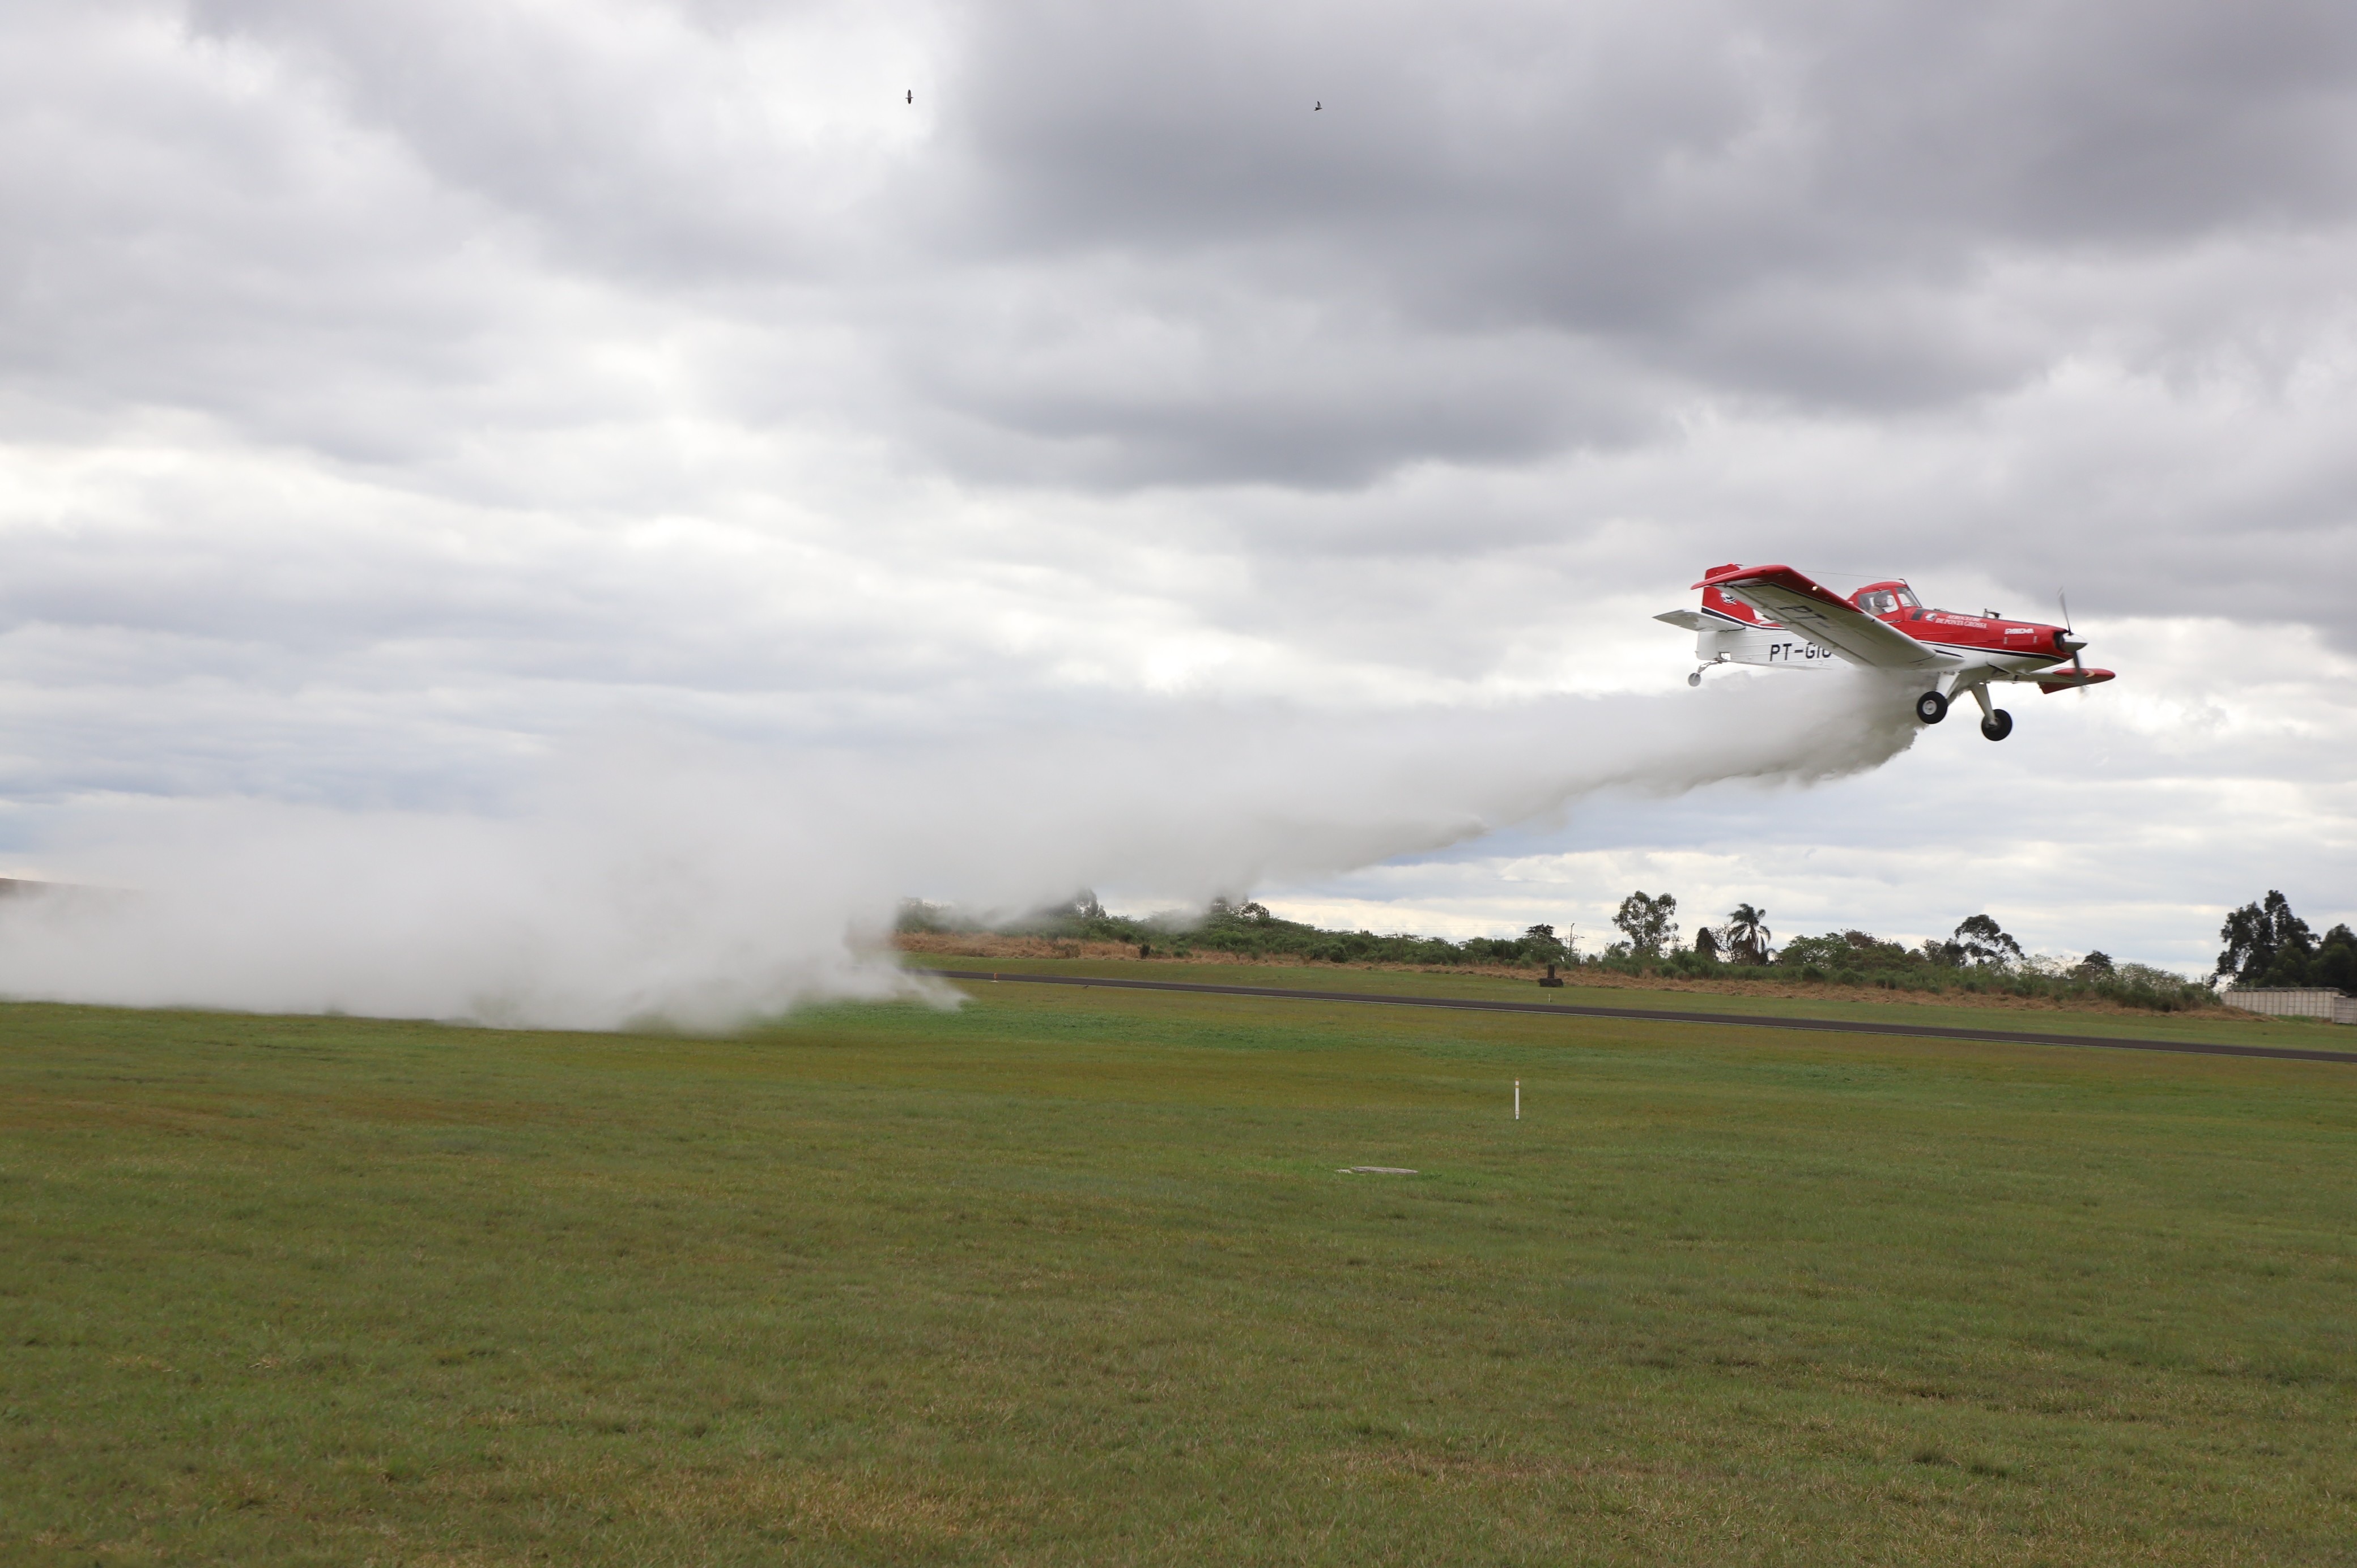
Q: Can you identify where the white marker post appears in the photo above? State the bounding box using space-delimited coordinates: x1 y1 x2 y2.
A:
1514 1080 1521 1120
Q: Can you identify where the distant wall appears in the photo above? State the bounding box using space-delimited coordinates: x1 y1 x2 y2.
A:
2222 987 2357 1025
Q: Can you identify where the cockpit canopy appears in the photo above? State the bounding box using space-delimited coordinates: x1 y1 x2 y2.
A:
1854 582 1921 617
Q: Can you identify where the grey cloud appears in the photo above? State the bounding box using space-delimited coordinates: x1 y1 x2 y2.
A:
0 14 2349 664
908 0 2357 483
13 0 2357 501
182 0 904 282
885 285 1649 488
954 0 2357 270
1806 2 2357 241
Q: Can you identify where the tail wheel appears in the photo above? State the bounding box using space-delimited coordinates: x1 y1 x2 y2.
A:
1914 690 1948 724
1687 671 1702 687
1981 709 2013 742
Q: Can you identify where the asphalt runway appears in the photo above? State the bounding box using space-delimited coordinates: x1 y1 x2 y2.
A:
913 967 2357 1066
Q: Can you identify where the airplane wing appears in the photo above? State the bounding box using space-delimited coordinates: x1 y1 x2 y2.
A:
1653 610 1709 631
1694 565 1957 671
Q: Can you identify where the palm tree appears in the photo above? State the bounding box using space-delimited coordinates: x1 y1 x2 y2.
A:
1726 904 1770 965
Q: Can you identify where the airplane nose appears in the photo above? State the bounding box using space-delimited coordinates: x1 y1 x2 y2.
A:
2057 632 2086 653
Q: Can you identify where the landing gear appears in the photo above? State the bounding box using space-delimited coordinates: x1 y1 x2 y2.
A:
1962 681 2010 740
1687 671 1702 687
1914 690 1948 724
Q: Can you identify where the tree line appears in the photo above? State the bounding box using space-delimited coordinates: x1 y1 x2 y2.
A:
1609 893 2066 972
897 884 2307 1012
1600 888 2355 1003
1592 890 2202 1006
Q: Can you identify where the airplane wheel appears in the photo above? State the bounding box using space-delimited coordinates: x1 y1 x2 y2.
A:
1687 671 1701 687
1914 690 1948 724
1981 709 2013 742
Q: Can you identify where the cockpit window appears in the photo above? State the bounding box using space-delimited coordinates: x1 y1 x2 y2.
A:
1860 590 1898 615
1894 587 1920 610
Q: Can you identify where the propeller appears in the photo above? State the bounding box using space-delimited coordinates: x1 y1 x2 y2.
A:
2058 589 2087 694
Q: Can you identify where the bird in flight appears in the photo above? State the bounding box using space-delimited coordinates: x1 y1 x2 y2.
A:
1314 101 1322 110
906 89 913 104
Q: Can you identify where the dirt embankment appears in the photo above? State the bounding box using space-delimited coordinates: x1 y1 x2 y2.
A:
890 932 2248 1021
894 932 1147 962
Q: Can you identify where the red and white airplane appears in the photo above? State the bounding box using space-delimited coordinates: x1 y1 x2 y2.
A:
1657 563 2115 740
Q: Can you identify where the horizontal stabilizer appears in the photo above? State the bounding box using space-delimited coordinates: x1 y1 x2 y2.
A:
1653 609 1709 631
2035 667 2117 694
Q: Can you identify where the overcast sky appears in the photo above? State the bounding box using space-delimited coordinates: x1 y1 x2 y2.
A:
5 0 2355 980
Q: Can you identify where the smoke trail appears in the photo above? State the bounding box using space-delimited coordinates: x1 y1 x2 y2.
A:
0 671 1918 1028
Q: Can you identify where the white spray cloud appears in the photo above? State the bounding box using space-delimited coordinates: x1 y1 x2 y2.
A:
0 670 1916 1030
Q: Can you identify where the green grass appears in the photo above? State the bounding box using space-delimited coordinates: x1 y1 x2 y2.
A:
4 985 2355 1565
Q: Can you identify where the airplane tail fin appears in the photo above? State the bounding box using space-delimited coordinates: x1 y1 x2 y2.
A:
1662 565 1840 674
1696 564 1775 626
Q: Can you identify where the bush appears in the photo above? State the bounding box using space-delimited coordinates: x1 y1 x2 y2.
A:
900 891 1587 970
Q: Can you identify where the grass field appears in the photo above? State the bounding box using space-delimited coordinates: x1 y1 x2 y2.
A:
5 981 2355 1565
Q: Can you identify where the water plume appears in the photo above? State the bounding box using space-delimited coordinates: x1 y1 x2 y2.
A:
0 671 1918 1028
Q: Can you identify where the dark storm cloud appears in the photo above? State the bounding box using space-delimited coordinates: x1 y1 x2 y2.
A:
951 0 2357 284
14 0 2352 495
917 0 2357 498
938 0 2357 423
6 0 2357 640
